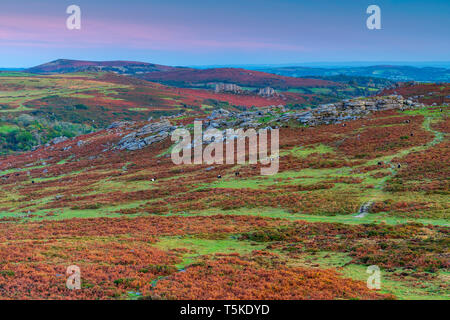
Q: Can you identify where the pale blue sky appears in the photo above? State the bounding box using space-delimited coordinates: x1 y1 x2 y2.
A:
0 0 449 67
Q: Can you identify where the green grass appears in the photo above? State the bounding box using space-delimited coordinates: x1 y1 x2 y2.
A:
0 164 47 176
310 88 333 94
0 201 147 221
202 165 361 190
0 74 129 114
129 108 149 112
154 236 266 269
340 264 449 300
285 144 335 158
289 250 450 300
0 72 34 77
186 207 449 226
401 106 449 117
0 124 19 133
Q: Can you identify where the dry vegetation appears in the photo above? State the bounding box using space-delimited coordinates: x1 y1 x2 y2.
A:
0 78 448 300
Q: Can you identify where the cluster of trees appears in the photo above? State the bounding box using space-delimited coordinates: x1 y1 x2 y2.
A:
0 114 92 154
0 129 34 152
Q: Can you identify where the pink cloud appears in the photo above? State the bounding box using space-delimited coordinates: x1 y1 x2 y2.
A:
0 13 307 52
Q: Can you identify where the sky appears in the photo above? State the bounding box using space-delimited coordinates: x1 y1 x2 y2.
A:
0 0 449 68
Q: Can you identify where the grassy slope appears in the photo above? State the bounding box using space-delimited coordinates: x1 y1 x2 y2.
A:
0 86 448 299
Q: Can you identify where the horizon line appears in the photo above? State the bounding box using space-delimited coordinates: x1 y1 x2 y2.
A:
2 59 450 70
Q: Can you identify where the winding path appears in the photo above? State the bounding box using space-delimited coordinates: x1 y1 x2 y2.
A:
355 113 444 218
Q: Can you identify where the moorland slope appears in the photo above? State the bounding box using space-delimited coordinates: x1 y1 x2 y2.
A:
0 82 448 299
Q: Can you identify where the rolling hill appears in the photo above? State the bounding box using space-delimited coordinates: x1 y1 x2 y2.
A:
255 65 450 82
136 67 339 89
1 61 410 155
26 59 340 90
26 59 183 75
0 71 312 154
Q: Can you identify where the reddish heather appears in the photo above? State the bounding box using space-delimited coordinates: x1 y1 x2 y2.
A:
380 83 450 105
139 68 339 89
152 256 391 300
96 73 307 108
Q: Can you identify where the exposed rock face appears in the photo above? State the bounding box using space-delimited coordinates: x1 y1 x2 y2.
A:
214 83 242 94
294 95 417 126
208 108 231 120
205 95 422 130
117 120 177 151
114 95 422 151
258 87 277 97
77 140 85 147
107 121 136 129
47 136 69 146
355 201 373 218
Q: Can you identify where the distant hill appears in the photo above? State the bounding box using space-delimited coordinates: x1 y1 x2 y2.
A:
136 67 339 89
26 59 184 74
254 65 450 82
26 59 339 90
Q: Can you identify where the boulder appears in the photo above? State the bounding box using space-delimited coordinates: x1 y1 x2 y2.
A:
117 120 176 151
